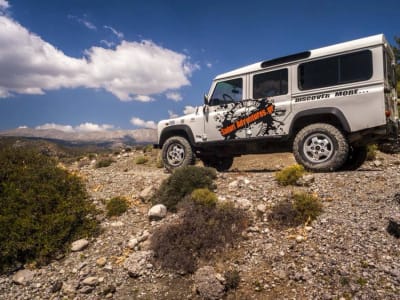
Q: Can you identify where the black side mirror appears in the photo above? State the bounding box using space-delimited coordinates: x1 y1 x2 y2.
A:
204 94 209 105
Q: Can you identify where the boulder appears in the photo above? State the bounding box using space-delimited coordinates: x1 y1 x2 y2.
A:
148 204 167 220
193 266 225 300
12 269 34 285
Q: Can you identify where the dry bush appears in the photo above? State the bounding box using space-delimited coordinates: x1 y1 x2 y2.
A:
269 192 322 227
150 196 247 273
106 197 129 217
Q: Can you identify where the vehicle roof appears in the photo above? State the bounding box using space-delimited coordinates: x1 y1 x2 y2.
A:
215 34 387 80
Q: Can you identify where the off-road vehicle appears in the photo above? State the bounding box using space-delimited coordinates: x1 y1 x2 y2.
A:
156 34 399 172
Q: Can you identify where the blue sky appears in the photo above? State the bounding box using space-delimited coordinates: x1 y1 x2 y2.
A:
0 0 398 132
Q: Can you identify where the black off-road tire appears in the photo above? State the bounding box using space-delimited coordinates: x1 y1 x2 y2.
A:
201 156 234 172
293 123 349 172
340 145 368 171
162 136 195 172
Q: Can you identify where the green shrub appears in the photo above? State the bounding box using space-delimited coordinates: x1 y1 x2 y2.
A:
95 157 114 168
151 200 247 273
366 144 378 161
275 164 305 186
0 146 99 272
143 144 153 153
152 166 217 211
106 197 129 217
135 156 148 165
269 192 322 227
156 156 164 168
190 188 218 207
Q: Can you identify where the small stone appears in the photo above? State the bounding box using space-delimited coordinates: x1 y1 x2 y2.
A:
102 285 117 295
148 204 167 220
139 186 154 202
305 226 313 232
110 221 124 227
80 285 95 294
50 281 63 293
128 238 139 249
373 160 382 167
296 174 315 186
256 204 267 213
12 269 34 285
82 276 98 286
124 250 154 278
236 198 252 210
296 235 304 243
62 281 78 294
96 257 107 267
71 239 89 252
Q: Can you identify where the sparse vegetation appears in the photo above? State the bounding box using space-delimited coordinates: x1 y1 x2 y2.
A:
0 146 99 272
275 164 305 186
269 192 323 227
224 269 241 290
151 166 217 211
366 144 378 161
95 157 115 168
135 156 149 165
150 192 247 273
106 196 129 217
143 144 153 153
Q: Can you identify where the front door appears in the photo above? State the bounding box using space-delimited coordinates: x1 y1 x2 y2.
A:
203 77 247 141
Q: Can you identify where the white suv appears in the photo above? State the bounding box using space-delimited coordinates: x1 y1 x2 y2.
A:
156 34 399 172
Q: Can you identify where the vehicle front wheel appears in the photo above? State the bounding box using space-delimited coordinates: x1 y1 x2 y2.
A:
201 156 233 172
293 123 349 172
162 136 194 172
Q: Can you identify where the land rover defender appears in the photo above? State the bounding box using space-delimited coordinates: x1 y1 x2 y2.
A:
156 34 399 172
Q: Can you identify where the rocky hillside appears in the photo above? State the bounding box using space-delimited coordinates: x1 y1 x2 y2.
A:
0 150 399 299
0 128 157 146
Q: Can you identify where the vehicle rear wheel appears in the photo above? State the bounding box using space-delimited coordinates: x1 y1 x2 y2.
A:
201 156 233 172
162 136 194 172
293 123 349 172
340 145 368 171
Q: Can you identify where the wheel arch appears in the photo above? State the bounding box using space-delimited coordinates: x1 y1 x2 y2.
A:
159 125 195 148
289 107 351 137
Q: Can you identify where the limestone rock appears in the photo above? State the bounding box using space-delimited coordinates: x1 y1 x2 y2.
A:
71 239 89 252
193 266 225 300
12 269 34 285
148 204 167 220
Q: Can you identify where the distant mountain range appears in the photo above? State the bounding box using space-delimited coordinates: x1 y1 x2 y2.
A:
0 128 157 147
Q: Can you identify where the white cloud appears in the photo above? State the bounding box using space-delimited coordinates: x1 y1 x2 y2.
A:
18 125 28 129
75 122 114 132
134 95 154 102
206 62 212 68
183 105 196 115
0 0 9 9
168 110 179 118
130 117 157 129
100 40 115 48
36 123 75 132
0 16 196 101
104 25 124 39
68 15 96 30
166 92 182 102
35 122 114 132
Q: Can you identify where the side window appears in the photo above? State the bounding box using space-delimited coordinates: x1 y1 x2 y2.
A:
253 69 288 99
210 78 243 106
298 50 372 90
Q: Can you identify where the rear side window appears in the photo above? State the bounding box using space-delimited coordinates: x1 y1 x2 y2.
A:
253 69 288 99
298 50 372 90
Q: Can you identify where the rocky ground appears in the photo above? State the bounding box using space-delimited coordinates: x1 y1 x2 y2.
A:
1 149 400 300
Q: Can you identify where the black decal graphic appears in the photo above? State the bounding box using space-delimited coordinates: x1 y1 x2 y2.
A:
216 99 284 140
